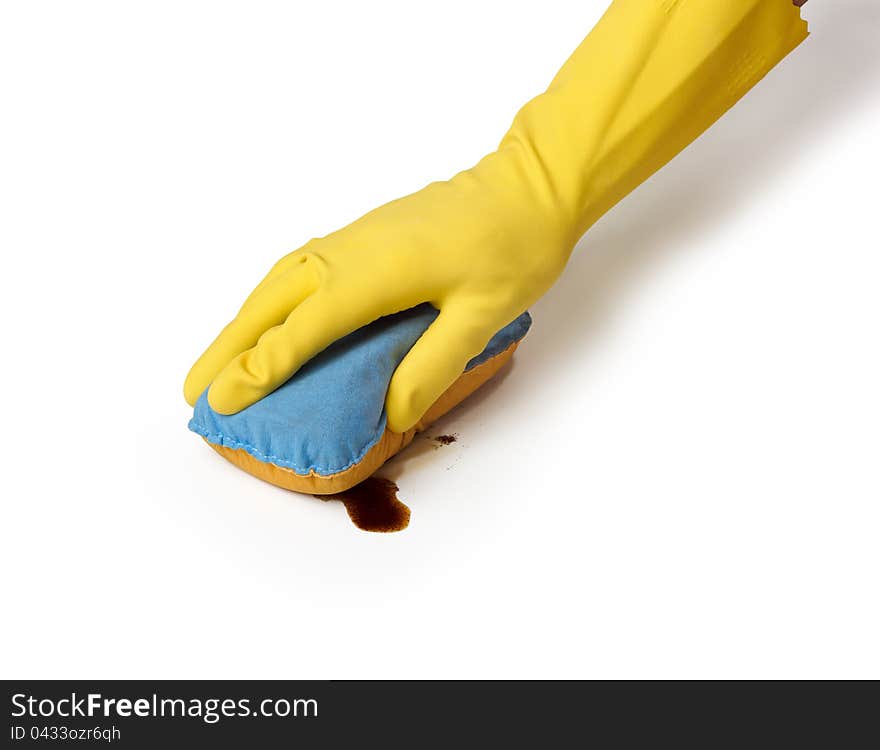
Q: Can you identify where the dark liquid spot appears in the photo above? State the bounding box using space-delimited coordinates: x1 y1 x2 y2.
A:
434 434 458 446
317 477 410 533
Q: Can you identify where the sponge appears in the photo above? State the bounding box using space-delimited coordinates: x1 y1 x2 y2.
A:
189 305 531 494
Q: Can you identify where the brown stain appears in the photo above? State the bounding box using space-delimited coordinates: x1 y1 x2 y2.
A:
434 434 458 446
317 477 410 533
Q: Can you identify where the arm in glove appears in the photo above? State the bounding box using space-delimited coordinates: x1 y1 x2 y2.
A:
184 0 808 433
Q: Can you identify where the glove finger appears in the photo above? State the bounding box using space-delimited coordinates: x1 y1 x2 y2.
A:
206 286 384 415
183 261 318 405
242 242 320 307
385 301 497 433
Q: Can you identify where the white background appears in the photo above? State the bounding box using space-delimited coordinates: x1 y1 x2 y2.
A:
1 1 878 679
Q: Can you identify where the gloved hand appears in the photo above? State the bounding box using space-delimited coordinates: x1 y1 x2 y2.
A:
185 0 807 433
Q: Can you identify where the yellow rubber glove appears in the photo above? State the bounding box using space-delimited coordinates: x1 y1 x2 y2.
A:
185 0 808 433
